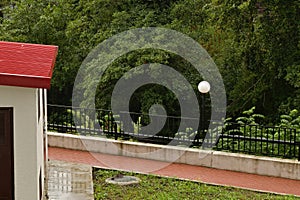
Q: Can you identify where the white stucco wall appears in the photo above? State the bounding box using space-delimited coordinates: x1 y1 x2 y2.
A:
0 85 44 200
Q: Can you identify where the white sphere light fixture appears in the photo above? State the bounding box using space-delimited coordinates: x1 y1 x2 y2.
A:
198 81 211 94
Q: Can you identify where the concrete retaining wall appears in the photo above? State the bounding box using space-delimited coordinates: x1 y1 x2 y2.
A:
48 132 300 180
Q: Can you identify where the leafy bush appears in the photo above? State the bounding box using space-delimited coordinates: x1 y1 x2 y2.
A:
216 107 300 159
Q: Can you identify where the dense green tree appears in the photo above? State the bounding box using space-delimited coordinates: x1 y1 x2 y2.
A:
0 0 298 121
201 0 300 121
0 0 13 18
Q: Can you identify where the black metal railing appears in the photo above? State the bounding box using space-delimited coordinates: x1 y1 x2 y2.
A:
216 123 300 160
47 104 202 146
47 104 300 160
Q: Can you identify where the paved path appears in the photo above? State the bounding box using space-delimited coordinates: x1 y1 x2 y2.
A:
48 147 300 197
46 160 94 200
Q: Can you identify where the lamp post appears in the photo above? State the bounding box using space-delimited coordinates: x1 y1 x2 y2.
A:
198 81 210 145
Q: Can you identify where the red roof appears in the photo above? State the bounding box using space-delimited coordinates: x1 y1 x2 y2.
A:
0 41 58 89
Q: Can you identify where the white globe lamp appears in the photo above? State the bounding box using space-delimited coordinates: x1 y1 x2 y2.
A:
198 81 210 94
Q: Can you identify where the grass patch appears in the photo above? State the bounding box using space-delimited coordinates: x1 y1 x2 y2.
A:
93 168 299 200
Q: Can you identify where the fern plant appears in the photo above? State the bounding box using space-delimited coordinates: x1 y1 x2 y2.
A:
174 127 198 147
279 109 300 130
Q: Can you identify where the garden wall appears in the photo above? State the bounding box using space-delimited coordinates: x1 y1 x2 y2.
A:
47 132 300 180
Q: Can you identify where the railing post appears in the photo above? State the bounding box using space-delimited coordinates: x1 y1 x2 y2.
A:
298 142 300 161
114 122 118 140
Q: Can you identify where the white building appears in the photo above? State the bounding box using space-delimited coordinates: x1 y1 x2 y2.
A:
0 41 58 200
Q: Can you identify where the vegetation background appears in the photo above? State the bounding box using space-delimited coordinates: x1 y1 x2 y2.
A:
0 0 299 124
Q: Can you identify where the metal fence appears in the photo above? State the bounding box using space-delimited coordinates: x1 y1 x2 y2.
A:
216 123 300 160
47 104 202 145
47 104 300 160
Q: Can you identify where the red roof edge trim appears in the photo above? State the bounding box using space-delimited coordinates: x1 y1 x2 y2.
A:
0 73 52 89
48 46 59 78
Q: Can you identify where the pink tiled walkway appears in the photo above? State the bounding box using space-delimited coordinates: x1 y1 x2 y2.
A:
48 147 300 196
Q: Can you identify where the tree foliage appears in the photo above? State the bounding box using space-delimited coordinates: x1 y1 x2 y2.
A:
0 0 299 121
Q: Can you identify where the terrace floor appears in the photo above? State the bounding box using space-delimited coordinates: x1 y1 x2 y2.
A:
48 147 300 198
46 160 94 200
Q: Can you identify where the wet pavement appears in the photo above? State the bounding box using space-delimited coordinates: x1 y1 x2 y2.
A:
49 147 300 197
45 160 94 200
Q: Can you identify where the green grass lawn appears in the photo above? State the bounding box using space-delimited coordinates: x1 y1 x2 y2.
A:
93 168 299 200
